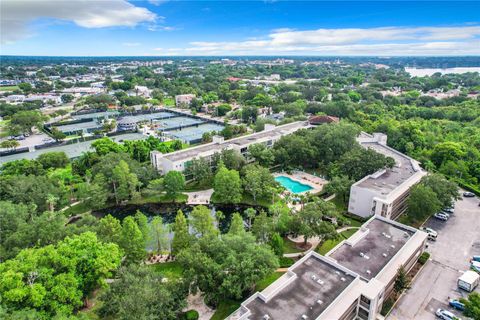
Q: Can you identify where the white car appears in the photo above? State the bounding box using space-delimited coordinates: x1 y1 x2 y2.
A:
443 207 454 214
434 213 449 221
420 227 438 240
436 308 461 320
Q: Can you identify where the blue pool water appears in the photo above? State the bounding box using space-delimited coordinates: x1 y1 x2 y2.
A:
275 176 313 194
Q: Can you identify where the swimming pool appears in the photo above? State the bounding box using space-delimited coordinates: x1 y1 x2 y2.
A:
275 175 313 194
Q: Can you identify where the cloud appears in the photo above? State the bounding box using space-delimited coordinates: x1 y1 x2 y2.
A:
148 0 168 6
1 0 157 44
174 25 480 56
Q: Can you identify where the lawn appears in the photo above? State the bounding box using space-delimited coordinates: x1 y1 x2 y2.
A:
129 192 188 204
149 261 184 280
163 97 175 106
316 228 359 255
210 299 242 320
62 202 92 216
255 271 285 291
0 85 19 92
283 237 304 254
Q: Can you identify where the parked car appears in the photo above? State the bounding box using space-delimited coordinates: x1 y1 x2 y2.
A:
472 255 480 263
442 207 454 214
420 227 438 241
434 212 449 221
436 308 461 320
448 299 465 311
463 191 475 197
471 261 480 273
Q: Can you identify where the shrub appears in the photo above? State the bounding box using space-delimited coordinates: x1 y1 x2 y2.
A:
418 252 430 265
380 297 395 316
279 257 295 268
183 310 199 320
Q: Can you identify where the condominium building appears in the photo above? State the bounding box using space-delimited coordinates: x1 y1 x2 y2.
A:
150 121 310 175
175 94 196 106
348 132 427 220
228 216 427 320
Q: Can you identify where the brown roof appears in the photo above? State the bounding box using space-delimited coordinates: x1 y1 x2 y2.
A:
309 115 340 124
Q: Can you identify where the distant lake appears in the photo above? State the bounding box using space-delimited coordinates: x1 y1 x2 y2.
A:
405 67 480 77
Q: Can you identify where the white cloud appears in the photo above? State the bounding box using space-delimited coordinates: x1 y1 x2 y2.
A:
173 25 480 56
1 0 157 44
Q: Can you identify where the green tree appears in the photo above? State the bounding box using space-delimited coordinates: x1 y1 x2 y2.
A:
189 205 218 238
407 184 442 222
91 138 125 156
228 212 246 236
134 210 149 241
61 94 74 103
37 152 69 169
98 265 187 320
243 164 277 202
269 232 284 257
111 160 139 204
171 210 191 256
120 216 145 263
460 292 480 320
252 210 273 243
0 232 121 318
420 174 460 208
394 266 410 294
97 214 122 244
244 207 256 229
213 164 242 203
163 171 185 200
270 202 292 236
247 143 275 167
148 216 170 254
50 128 67 142
177 232 278 304
324 175 354 205
292 200 338 245
184 157 212 184
8 110 45 134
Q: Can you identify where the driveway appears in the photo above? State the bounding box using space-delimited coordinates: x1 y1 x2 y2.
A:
388 194 480 320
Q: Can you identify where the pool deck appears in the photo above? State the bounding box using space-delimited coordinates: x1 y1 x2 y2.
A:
274 171 326 195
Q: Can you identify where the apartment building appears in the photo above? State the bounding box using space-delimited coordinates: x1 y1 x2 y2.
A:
150 121 310 175
175 94 196 106
228 216 427 320
348 132 427 220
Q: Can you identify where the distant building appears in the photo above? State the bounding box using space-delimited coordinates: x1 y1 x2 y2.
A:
308 115 340 125
134 85 151 98
175 94 196 106
151 121 310 175
4 95 25 103
116 117 138 131
228 215 427 320
348 133 427 220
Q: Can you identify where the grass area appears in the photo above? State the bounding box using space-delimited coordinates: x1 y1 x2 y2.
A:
210 299 242 320
332 196 348 213
0 85 19 92
62 202 92 216
163 97 175 106
149 261 184 280
184 180 213 192
255 272 285 291
211 192 277 208
283 237 304 254
129 192 188 205
316 228 359 255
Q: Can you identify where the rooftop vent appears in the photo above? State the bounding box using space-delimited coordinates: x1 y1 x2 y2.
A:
391 245 395 249
317 300 323 305
366 270 371 275
335 271 341 275
311 275 317 280
360 252 365 257
382 253 388 257
341 277 346 282
404 232 410 238
317 279 324 285
263 315 270 320
364 255 370 260
302 315 308 320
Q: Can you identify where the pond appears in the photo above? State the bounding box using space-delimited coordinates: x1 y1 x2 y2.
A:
92 202 266 234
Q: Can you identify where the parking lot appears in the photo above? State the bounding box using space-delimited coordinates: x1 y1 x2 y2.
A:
388 193 480 320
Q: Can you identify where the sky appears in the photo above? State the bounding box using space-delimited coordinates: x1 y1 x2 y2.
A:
1 0 480 56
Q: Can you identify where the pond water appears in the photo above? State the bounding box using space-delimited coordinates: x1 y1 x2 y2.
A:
405 67 480 77
92 202 265 235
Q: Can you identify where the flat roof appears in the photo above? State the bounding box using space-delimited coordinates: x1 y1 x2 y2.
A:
356 141 422 195
329 218 415 280
162 121 309 162
244 255 356 320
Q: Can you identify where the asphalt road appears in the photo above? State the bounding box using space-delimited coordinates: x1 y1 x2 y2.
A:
388 194 480 320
